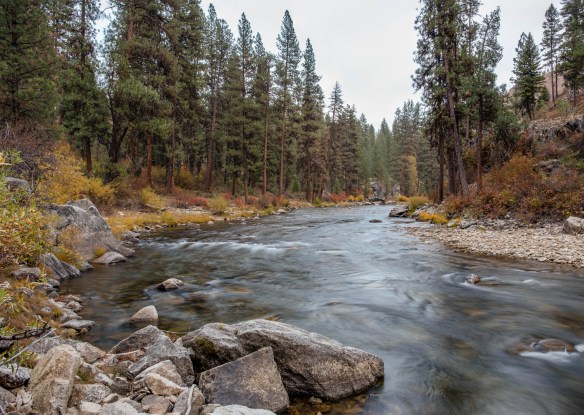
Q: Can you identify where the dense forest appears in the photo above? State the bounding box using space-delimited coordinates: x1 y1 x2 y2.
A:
0 0 436 202
1 0 584 204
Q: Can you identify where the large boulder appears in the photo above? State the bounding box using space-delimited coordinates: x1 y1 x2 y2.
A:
563 216 584 235
127 335 194 385
157 278 184 291
93 251 127 265
182 319 384 401
44 199 134 261
39 253 80 281
29 344 82 415
199 347 288 414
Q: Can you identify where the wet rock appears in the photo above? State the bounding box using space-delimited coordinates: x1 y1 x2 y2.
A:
29 344 82 415
100 401 139 415
533 338 576 353
0 386 16 412
44 199 134 261
388 204 408 218
127 336 194 385
129 305 158 322
0 364 30 389
60 308 82 323
156 278 185 291
211 405 277 415
93 251 127 265
66 300 84 312
369 219 382 223
143 373 185 396
121 231 140 241
563 216 584 235
39 253 81 281
465 274 481 284
174 386 206 415
62 319 96 332
140 394 171 413
11 266 41 281
78 401 102 415
69 384 111 406
182 319 384 401
135 360 183 386
199 347 289 414
80 262 94 272
109 326 167 354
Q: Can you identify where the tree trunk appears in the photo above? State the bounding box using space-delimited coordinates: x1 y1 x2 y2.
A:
305 156 311 201
263 101 269 196
146 133 153 186
166 130 175 193
444 54 470 196
206 96 218 192
279 110 286 196
477 97 484 191
438 131 445 202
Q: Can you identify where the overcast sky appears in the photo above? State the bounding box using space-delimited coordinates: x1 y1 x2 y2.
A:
200 0 560 129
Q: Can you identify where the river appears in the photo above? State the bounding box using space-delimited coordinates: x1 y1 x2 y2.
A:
62 205 584 415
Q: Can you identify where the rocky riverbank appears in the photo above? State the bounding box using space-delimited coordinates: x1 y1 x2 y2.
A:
0 321 384 414
407 221 584 268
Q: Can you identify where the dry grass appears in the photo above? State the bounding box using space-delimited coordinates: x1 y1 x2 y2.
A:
106 211 214 236
418 211 449 225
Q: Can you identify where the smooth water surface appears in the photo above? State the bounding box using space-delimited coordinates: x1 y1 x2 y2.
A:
62 206 584 415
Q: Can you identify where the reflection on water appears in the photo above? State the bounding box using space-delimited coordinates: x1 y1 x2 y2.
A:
62 206 584 415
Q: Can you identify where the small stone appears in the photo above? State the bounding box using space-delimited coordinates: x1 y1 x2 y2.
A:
93 252 127 265
369 219 382 223
129 305 158 322
0 385 16 411
143 373 185 396
211 405 277 415
65 300 84 312
309 397 323 404
465 274 481 284
100 401 139 415
533 338 576 353
156 278 185 291
69 384 111 406
11 267 41 281
140 394 171 414
79 401 102 415
62 319 96 332
0 364 31 389
135 360 183 386
174 386 205 415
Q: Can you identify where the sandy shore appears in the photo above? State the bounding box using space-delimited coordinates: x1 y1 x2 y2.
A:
407 223 584 268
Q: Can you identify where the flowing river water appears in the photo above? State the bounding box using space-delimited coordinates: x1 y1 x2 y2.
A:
62 205 584 415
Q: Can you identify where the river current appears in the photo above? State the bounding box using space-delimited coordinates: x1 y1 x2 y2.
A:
62 205 584 415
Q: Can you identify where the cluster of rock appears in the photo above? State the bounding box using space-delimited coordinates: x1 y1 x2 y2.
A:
408 222 584 267
388 203 409 218
0 320 384 414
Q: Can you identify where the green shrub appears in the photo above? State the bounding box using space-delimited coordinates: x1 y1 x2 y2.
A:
209 196 229 215
408 196 430 212
140 187 165 211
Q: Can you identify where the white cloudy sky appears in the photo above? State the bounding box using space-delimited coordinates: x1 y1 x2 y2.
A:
200 0 560 128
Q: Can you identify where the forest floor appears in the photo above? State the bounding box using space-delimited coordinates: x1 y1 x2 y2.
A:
407 221 584 268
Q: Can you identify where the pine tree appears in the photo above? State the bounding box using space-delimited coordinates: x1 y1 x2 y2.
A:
0 0 57 125
275 10 301 195
204 5 232 191
298 39 323 201
328 82 344 191
251 34 273 195
558 0 584 107
541 4 562 102
59 0 107 173
513 32 546 120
